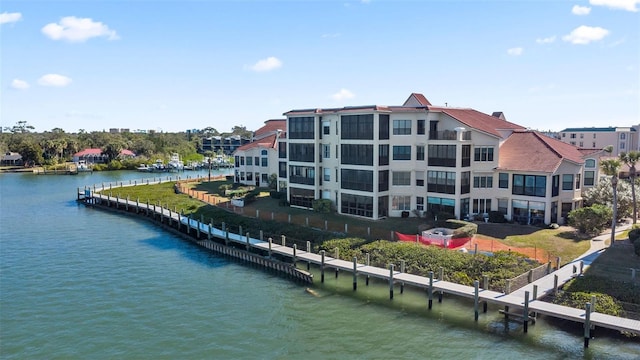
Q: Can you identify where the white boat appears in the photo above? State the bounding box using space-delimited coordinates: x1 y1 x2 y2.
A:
136 164 152 172
167 153 184 171
75 160 93 172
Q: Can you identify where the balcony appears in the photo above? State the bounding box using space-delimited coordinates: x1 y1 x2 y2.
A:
289 175 315 185
429 130 471 141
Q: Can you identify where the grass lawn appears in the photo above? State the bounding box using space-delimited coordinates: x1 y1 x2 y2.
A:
587 245 640 283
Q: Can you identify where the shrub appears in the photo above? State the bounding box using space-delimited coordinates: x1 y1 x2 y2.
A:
269 190 284 199
628 228 640 244
635 239 640 256
445 219 477 239
218 184 231 196
553 291 623 317
488 211 506 223
568 204 612 236
312 199 332 213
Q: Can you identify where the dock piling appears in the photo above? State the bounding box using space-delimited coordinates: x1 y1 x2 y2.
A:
353 257 358 291
474 280 479 321
584 303 592 348
428 271 434 309
320 250 325 283
524 291 530 333
389 264 394 300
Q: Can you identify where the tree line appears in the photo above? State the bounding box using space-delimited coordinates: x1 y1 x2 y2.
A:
0 121 253 167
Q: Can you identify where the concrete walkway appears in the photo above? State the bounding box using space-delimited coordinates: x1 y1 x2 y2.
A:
511 222 634 300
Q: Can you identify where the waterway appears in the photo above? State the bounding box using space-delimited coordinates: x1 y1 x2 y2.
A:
1 170 639 359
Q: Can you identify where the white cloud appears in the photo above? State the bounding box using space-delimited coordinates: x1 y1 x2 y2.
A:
41 16 118 42
562 25 610 44
10 79 29 90
331 89 355 101
507 47 523 56
248 56 283 72
38 74 72 87
536 36 556 44
572 5 592 15
589 0 639 12
0 12 22 25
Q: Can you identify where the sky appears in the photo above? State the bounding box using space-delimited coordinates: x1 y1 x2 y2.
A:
1 0 638 134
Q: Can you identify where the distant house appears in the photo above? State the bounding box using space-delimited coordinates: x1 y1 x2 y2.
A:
232 119 285 187
72 148 136 163
1 152 24 166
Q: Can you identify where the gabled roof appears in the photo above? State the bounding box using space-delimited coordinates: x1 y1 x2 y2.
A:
235 134 278 152
254 119 285 139
402 93 432 107
498 130 584 173
1 152 22 161
73 148 136 157
430 107 525 138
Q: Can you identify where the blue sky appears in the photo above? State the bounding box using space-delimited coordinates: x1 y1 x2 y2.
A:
1 0 638 133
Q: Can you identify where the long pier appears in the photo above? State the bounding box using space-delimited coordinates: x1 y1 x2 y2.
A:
77 178 640 347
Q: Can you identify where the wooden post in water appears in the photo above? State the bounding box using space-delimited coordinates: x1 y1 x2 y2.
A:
483 275 489 313
320 250 325 283
366 253 370 286
547 261 552 274
474 280 479 321
177 212 181 231
281 235 286 246
126 195 129 211
334 248 339 278
400 260 405 294
505 279 511 294
352 257 358 291
136 198 139 214
268 237 273 258
389 264 395 300
293 244 297 266
246 232 250 251
208 222 212 240
306 241 311 270
523 291 530 333
584 303 592 348
553 274 559 296
439 267 444 303
239 226 243 242
259 230 263 242
428 271 434 309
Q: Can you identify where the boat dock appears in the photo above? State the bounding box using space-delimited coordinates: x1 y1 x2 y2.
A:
77 177 640 347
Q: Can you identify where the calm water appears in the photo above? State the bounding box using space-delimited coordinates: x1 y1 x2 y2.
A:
1 171 639 359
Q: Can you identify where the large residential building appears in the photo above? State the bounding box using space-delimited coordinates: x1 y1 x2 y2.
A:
558 126 640 156
203 135 251 155
275 93 606 225
233 120 286 187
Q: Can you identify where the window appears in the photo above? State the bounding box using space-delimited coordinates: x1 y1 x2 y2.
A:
393 146 411 160
290 187 314 208
255 156 259 165
570 141 576 146
234 156 239 168
621 133 626 140
499 173 509 188
323 121 330 135
379 145 389 166
580 133 584 139
417 120 425 135
289 117 315 139
473 176 493 188
593 133 596 138
621 142 626 149
323 167 330 181
570 133 576 139
562 174 573 190
240 157 245 166
416 145 425 161
341 194 373 218
552 175 559 196
246 156 252 166
416 171 425 187
460 171 470 194
592 142 596 148
575 173 581 190
379 170 389 191
341 114 374 140
279 161 287 178
261 150 267 156
261 157 268 167
512 174 547 197
379 114 389 140
323 144 330 159
392 171 411 186
584 171 595 186
474 147 494 162
416 196 424 211
426 196 455 216
393 120 411 135
278 142 286 158
341 144 373 165
289 143 315 162
341 169 373 191
473 199 492 214
461 145 471 167
585 159 595 168
498 198 508 215
427 171 456 194
579 142 583 147
246 172 253 181
391 195 411 211
289 165 315 185
562 133 566 138
428 144 456 167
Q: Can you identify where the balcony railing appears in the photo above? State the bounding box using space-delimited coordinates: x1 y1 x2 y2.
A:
428 130 472 141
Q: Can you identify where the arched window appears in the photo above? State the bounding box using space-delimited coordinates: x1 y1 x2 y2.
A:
585 159 596 168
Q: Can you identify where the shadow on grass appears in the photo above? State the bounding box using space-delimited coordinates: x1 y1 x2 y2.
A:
556 230 590 242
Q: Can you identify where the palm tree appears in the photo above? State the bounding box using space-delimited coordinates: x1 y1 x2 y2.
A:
619 151 640 224
600 158 621 247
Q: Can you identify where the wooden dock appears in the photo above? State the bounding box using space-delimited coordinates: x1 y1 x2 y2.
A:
77 178 640 347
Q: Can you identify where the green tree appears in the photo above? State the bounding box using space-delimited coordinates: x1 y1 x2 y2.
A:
584 177 633 220
600 158 621 247
4 120 35 133
102 141 126 162
619 151 640 224
567 204 612 236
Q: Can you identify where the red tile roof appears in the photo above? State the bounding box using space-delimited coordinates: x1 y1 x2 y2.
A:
255 119 285 138
498 131 584 173
235 134 278 151
73 148 136 157
403 93 432 106
430 107 526 138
